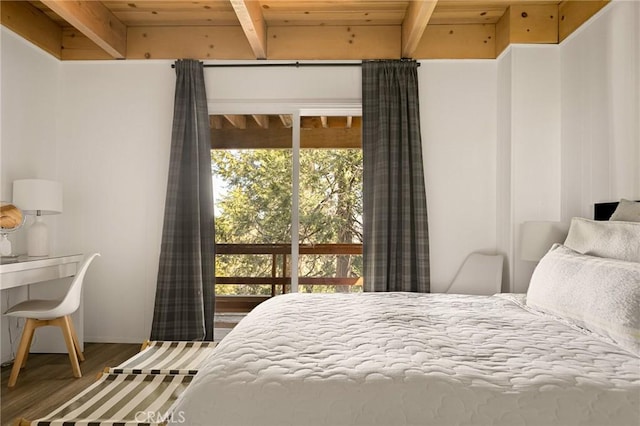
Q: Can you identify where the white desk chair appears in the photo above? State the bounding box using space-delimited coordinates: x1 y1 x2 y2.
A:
446 253 503 295
4 253 100 387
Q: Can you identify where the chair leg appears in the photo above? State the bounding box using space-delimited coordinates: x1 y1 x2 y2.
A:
20 322 36 368
56 316 82 378
8 319 36 388
67 316 85 362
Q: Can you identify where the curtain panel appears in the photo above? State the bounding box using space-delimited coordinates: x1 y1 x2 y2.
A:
362 60 430 293
151 59 215 341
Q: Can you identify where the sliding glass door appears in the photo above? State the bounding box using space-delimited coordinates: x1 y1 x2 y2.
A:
211 107 361 313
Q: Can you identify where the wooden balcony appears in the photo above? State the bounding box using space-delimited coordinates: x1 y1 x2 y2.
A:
215 243 362 313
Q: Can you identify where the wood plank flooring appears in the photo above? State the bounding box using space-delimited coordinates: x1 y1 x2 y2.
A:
1 343 140 426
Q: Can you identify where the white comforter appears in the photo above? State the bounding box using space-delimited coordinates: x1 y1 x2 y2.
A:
170 293 640 426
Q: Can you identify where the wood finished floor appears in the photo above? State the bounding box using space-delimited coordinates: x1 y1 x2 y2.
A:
1 343 140 426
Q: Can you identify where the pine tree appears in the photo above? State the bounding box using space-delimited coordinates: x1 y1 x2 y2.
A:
212 148 362 295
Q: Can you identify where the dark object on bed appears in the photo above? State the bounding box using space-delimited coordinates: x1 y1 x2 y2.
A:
595 201 640 220
595 202 619 220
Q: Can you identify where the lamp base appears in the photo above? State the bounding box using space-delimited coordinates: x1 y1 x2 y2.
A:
0 234 12 256
27 216 49 257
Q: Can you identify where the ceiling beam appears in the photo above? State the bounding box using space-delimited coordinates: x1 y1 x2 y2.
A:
224 115 247 129
1 1 62 59
414 24 495 59
268 26 399 59
402 0 438 58
495 3 559 56
252 115 270 129
506 4 558 44
40 0 127 58
229 0 267 59
62 28 113 60
127 26 255 60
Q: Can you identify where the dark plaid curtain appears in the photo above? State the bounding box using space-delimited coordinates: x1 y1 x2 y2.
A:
151 59 215 341
362 60 430 292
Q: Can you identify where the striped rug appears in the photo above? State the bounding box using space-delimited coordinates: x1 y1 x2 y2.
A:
109 341 217 375
24 373 193 426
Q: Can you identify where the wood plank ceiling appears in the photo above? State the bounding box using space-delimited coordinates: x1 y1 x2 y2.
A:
1 0 609 61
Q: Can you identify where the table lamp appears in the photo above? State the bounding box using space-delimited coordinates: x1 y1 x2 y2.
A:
520 221 568 262
12 179 63 257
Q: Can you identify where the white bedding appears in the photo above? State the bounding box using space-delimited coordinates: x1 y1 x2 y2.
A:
170 293 640 426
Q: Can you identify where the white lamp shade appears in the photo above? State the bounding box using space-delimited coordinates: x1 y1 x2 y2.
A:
520 221 568 262
12 179 63 215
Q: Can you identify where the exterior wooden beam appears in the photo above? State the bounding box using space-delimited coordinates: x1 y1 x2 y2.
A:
230 0 267 59
402 0 438 58
1 1 62 59
252 115 270 129
224 115 247 129
40 0 127 59
279 115 293 128
211 127 361 149
210 116 223 130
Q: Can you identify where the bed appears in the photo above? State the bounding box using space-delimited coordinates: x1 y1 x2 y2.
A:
170 204 640 426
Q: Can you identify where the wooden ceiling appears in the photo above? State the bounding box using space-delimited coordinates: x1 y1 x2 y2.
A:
1 1 608 61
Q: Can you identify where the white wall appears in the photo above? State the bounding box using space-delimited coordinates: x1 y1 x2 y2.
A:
0 27 62 362
205 61 361 105
56 61 175 343
496 49 513 291
498 46 562 292
420 61 498 292
0 28 60 249
560 0 640 220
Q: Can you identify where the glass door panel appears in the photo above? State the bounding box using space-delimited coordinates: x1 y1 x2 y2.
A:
212 114 292 310
298 115 363 293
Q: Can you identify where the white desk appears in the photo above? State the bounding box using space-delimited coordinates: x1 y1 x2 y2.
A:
0 254 84 357
0 254 84 290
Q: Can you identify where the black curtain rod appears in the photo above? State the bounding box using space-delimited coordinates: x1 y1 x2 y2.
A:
170 60 420 68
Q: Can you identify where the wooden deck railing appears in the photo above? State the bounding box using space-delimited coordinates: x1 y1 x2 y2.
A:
215 243 362 312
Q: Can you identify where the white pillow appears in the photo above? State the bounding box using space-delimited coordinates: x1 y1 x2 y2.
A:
527 244 640 355
610 199 640 222
564 217 640 263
